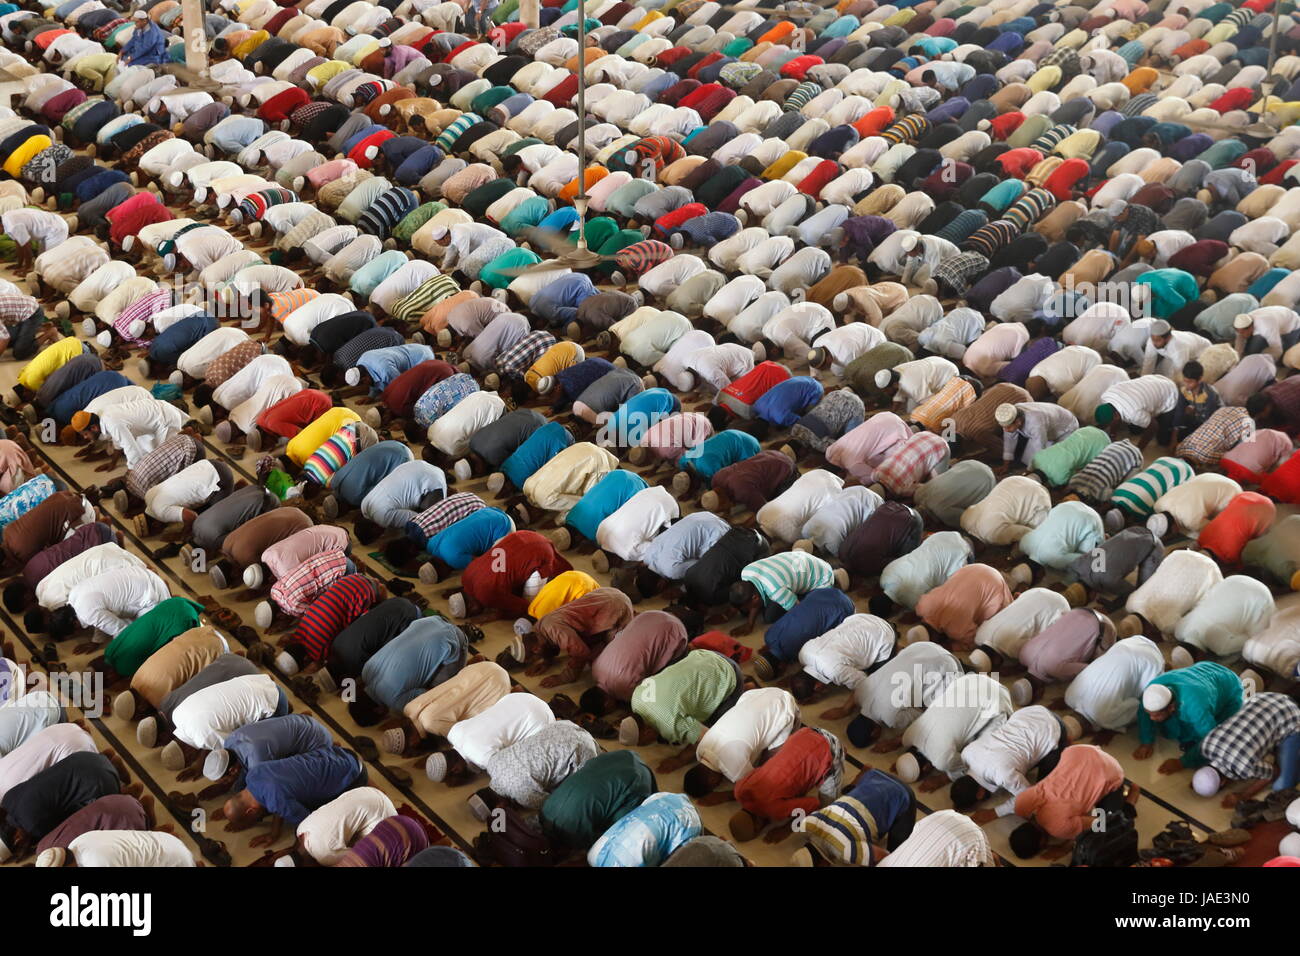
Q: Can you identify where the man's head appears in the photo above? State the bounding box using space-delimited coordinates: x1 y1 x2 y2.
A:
1181 361 1203 391
578 686 615 716
220 790 265 831
1142 682 1176 722
948 775 989 812
665 605 704 639
1246 393 1271 419
846 714 880 748
347 689 388 726
1233 313 1253 338
1149 319 1171 349
1009 821 1045 859
682 764 724 798
787 671 822 703
728 580 758 610
994 402 1022 433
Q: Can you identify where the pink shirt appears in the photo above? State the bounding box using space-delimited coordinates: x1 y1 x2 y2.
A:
826 412 911 482
640 412 713 461
1221 428 1292 479
262 526 351 580
306 158 358 189
0 439 34 494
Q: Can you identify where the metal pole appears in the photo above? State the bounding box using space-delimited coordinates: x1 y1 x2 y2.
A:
575 0 589 252
182 0 208 76
521 0 540 30
1267 2 1282 105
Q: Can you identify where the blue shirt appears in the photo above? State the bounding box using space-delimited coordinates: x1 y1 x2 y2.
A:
501 421 573 489
223 714 332 790
753 377 824 427
149 313 218 367
554 357 616 402
763 587 856 661
642 511 730 581
356 344 437 395
331 441 414 507
361 615 466 711
426 507 514 568
679 429 761 482
246 746 364 826
45 370 131 426
565 470 647 541
530 273 598 325
607 388 680 447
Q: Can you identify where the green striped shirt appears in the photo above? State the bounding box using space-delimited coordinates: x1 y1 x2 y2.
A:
1110 456 1193 518
740 551 835 611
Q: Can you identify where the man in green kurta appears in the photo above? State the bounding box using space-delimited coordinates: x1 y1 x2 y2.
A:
1135 661 1244 773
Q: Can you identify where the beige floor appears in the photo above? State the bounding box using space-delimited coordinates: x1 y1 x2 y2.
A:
0 170 1256 868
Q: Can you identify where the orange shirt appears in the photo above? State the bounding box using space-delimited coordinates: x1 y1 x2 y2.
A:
1014 745 1124 840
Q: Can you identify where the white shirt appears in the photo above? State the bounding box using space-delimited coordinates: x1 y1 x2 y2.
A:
756 469 844 545
36 543 146 611
857 641 963 729
99 399 187 469
901 674 1013 778
282 293 356 346
145 460 223 524
0 722 96 802
595 486 679 563
230 375 303 434
974 588 1071 659
961 705 1063 816
878 809 994 867
813 323 886 375
1065 635 1166 732
1028 345 1101 396
1140 329 1210 377
1154 473 1242 533
1175 575 1275 657
695 687 800 782
171 673 281 751
66 566 170 637
427 390 506 457
212 353 291 412
1 208 68 249
67 830 195 867
798 614 895 694
446 693 554 771
295 786 396 865
177 327 252 378
1126 548 1223 635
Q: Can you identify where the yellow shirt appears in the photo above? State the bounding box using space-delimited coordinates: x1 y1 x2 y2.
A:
18 337 83 391
231 30 269 60
524 342 583 391
632 10 664 31
1026 65 1061 94
3 136 51 178
306 59 353 89
760 150 807 181
527 570 599 619
286 407 361 465
521 441 618 512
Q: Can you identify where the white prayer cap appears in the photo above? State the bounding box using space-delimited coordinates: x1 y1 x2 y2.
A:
873 369 893 389
344 367 362 387
243 564 264 589
900 234 918 252
1287 797 1300 829
378 37 392 48
133 10 148 19
1142 683 1173 712
896 752 921 783
1234 313 1254 330
994 402 1019 426
832 292 848 311
968 648 992 672
905 625 929 645
275 854 296 867
1107 199 1126 217
1280 833 1300 858
522 572 544 598
1146 512 1169 539
35 847 65 867
96 330 112 349
276 651 299 675
1192 766 1221 797
127 320 146 340
535 375 554 394
0 841 12 862
1150 319 1172 336
204 748 231 782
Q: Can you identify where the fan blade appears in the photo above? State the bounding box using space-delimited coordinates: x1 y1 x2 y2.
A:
494 258 576 277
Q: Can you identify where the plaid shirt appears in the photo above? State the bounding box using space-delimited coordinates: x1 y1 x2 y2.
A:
873 431 950 497
1202 693 1300 781
933 251 989 296
496 330 556 380
112 288 174 344
204 340 263 389
0 293 39 326
406 492 485 542
1175 406 1254 468
270 548 350 617
413 372 479 427
125 433 202 500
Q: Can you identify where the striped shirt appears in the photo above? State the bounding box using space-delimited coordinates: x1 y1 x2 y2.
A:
291 574 380 663
1111 456 1194 518
406 492 486 543
302 424 359 487
1100 375 1178 429
910 377 975 432
268 289 319 324
390 273 460 323
740 551 836 611
1066 439 1142 503
270 549 350 617
1201 693 1300 781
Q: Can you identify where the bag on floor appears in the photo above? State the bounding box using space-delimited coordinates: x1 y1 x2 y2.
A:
1070 806 1138 867
474 807 557 867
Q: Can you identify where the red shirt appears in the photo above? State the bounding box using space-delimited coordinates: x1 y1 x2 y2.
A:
380 359 455 418
734 728 833 819
257 388 334 438
460 530 571 618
